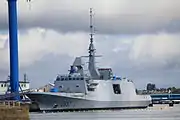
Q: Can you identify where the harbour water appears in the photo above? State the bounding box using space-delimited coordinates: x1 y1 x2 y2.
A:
30 104 180 120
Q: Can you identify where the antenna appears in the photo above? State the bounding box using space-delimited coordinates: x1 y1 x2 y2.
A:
88 8 96 57
23 73 28 82
90 8 94 44
81 8 102 58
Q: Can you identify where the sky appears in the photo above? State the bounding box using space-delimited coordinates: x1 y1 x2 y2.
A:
0 0 180 89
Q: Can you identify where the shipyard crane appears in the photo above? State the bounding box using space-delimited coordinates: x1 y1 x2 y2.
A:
6 0 32 100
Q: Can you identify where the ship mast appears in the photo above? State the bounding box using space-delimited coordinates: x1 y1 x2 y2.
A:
88 8 100 79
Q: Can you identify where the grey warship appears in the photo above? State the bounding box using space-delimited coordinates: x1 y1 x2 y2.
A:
26 8 152 111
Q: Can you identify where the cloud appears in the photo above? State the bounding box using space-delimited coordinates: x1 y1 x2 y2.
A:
0 28 89 70
0 34 8 48
2 28 180 71
0 34 9 70
129 32 180 68
0 0 180 34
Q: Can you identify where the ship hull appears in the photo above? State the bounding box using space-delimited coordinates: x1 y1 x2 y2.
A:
26 92 151 111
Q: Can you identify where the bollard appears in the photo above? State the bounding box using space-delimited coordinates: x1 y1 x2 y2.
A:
169 100 174 107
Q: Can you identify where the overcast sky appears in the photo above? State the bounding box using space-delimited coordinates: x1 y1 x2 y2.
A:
0 0 180 89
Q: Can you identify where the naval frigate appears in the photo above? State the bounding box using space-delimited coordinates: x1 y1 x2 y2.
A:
26 8 152 111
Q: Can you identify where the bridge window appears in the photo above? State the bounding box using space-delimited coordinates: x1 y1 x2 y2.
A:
113 84 121 94
81 78 84 80
65 78 68 80
56 76 61 81
69 77 72 80
76 78 79 80
76 84 79 87
73 78 76 80
1 84 3 87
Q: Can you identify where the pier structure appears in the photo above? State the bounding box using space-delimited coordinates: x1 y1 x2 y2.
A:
1 0 31 118
151 94 180 104
0 101 29 120
7 0 20 100
7 0 31 100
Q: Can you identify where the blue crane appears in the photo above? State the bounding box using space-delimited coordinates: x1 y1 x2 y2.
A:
7 0 31 100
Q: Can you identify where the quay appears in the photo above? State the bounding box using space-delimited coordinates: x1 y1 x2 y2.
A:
0 101 29 120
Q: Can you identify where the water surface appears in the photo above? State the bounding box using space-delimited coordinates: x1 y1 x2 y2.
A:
30 104 180 120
